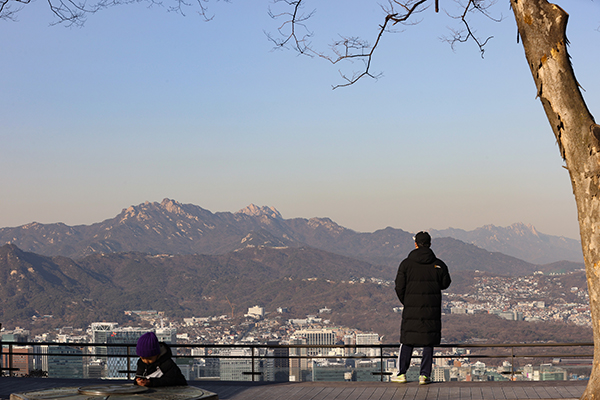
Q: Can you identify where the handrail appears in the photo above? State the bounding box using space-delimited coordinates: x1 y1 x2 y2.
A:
1 341 593 382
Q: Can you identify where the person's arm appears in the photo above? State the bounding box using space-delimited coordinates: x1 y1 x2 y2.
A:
133 360 147 386
147 359 187 387
395 261 407 304
438 261 451 290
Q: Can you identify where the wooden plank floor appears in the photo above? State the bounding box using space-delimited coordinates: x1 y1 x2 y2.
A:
0 378 587 400
195 381 587 400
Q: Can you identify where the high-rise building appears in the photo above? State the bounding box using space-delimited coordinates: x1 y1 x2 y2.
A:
354 360 381 382
219 348 266 381
311 360 348 381
156 327 177 344
84 358 105 379
343 334 356 357
293 329 336 357
311 359 381 382
46 346 83 378
289 337 307 382
105 327 149 378
196 359 221 379
355 333 380 357
540 363 567 381
267 340 289 382
1 328 30 343
89 324 161 379
91 322 119 344
1 345 33 377
31 345 46 372
433 366 450 382
90 322 119 360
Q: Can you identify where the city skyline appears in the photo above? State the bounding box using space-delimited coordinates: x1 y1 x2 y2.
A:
1 275 592 383
2 1 599 239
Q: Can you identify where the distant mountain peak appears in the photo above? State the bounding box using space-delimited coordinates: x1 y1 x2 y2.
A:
120 204 149 223
509 222 539 236
430 223 581 264
159 198 187 215
307 217 346 234
478 223 540 238
119 199 192 221
236 204 282 220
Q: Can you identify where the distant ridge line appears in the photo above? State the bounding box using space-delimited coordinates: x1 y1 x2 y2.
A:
0 198 583 267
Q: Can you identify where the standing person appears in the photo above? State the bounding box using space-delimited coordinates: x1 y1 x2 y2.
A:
391 231 451 385
134 332 187 387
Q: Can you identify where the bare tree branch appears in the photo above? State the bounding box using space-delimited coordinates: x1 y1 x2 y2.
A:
441 0 503 57
269 0 502 89
0 0 30 21
325 0 429 89
1 0 504 85
0 0 223 25
266 0 315 54
43 0 166 27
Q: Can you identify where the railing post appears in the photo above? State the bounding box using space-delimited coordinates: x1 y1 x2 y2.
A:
379 344 384 382
8 343 13 378
127 345 131 380
251 346 255 382
511 346 515 380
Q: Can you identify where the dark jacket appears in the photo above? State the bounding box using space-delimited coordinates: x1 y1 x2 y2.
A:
395 246 451 346
134 342 187 387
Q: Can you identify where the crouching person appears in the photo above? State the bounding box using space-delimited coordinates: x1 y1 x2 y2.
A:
134 332 187 387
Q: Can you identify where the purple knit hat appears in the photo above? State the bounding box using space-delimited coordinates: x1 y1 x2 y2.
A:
136 332 160 357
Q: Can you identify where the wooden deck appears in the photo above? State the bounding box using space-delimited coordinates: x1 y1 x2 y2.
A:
0 378 587 400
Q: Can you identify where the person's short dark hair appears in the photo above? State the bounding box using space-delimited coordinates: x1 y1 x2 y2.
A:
414 231 431 248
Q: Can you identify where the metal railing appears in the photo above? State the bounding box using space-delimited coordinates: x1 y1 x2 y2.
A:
0 341 594 382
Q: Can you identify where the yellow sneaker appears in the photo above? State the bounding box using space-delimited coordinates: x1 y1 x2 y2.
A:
391 373 407 383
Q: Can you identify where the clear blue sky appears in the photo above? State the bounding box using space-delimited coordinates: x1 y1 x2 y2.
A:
1 1 598 239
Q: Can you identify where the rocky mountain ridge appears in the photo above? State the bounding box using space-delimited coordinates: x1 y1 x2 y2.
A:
0 199 583 268
430 223 582 264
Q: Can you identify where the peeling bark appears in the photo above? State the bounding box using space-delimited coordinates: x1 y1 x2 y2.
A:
510 1 599 397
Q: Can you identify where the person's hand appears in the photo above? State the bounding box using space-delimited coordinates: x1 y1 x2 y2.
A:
136 377 150 387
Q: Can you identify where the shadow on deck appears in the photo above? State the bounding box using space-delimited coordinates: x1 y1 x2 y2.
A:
0 378 588 400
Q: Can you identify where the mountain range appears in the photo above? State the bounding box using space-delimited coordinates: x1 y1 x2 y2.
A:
430 224 583 264
0 198 589 339
0 198 584 268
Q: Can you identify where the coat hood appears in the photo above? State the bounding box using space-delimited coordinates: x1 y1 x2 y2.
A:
407 247 437 265
157 343 172 360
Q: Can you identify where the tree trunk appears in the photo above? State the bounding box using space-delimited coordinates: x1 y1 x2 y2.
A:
510 0 600 397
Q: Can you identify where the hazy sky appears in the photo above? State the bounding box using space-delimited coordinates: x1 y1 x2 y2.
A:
1 1 598 239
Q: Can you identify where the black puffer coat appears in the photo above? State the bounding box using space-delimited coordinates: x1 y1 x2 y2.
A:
134 342 187 387
395 247 451 346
